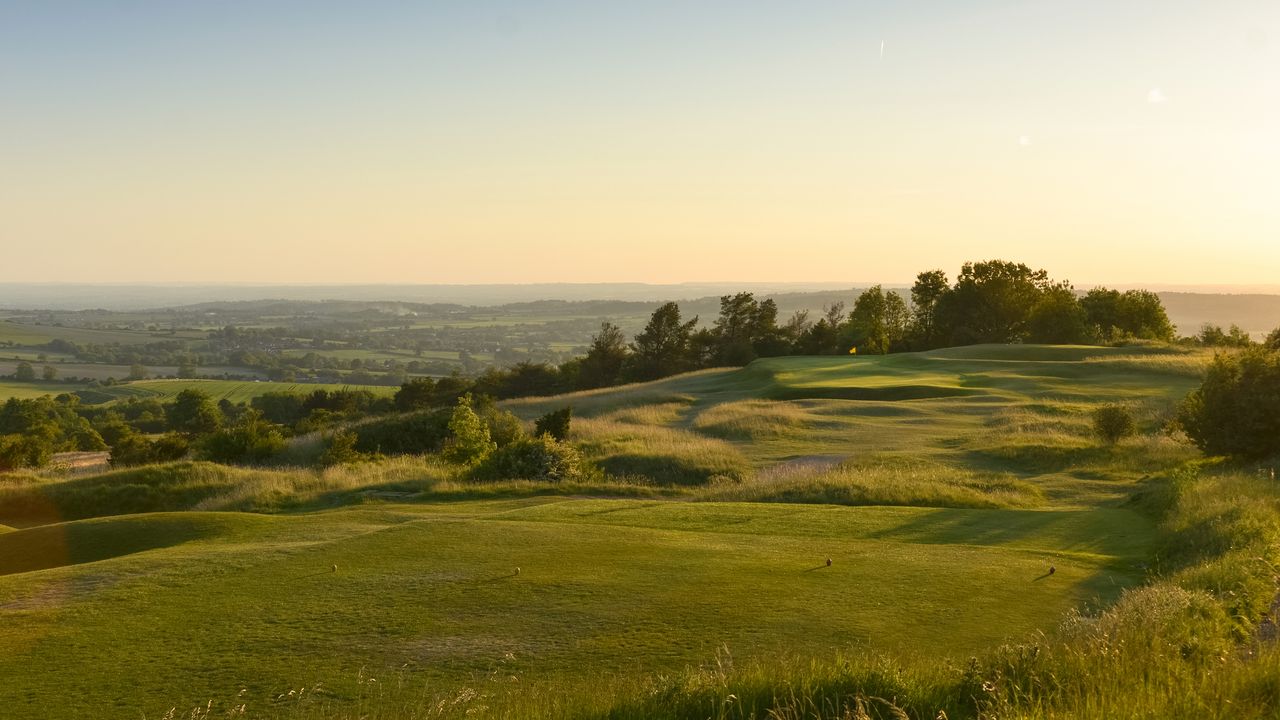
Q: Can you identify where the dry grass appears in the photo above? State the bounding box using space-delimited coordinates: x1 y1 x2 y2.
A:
702 456 1044 509
690 400 812 440
571 418 752 484
1080 351 1213 378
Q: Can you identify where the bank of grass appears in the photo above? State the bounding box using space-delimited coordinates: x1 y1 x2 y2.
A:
571 418 752 485
702 456 1043 509
0 458 672 526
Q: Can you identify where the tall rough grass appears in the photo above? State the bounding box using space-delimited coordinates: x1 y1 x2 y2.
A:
571 418 752 485
701 457 1043 509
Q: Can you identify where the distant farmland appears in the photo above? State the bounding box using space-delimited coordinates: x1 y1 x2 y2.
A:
93 379 398 404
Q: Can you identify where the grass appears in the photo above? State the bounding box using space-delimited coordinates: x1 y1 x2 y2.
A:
0 343 1270 718
0 496 1150 718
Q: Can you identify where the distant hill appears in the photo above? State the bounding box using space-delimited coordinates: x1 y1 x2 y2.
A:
1 283 1277 338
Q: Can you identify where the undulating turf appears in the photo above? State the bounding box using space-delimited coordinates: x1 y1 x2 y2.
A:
0 344 1224 718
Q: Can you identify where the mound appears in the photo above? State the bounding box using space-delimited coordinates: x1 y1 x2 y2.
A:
0 512 266 576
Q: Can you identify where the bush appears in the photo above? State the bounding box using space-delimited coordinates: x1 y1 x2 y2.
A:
534 406 573 441
200 410 286 464
319 430 368 466
1093 404 1137 445
1178 348 1280 458
471 434 588 482
352 409 451 455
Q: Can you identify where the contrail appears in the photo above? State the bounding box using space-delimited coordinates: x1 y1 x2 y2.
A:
879 40 885 61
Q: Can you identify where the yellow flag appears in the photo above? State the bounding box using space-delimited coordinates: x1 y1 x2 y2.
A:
849 346 858 355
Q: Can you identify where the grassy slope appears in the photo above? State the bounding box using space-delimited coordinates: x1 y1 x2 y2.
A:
0 344 1219 717
506 344 1206 503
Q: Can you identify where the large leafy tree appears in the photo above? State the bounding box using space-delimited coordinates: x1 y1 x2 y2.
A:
1081 288 1175 342
934 260 1051 344
845 285 910 355
166 388 223 436
709 293 784 365
577 322 630 389
627 302 698 380
910 270 950 348
1027 282 1089 344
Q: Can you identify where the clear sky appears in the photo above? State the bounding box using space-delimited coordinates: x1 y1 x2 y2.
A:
2 1 1277 285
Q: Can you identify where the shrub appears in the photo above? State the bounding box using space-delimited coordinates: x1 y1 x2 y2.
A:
319 430 367 466
1092 404 1137 445
200 410 286 464
151 433 191 462
1178 348 1280 458
109 431 154 467
441 394 495 465
534 406 573 441
352 408 451 455
480 406 527 447
472 434 587 482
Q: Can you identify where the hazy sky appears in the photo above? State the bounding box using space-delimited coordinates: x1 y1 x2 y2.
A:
2 1 1277 285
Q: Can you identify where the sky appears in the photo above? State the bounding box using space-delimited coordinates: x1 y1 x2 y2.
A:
1 1 1278 286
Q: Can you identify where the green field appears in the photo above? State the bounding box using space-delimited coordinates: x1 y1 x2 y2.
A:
0 344 1239 718
104 379 398 404
0 320 174 346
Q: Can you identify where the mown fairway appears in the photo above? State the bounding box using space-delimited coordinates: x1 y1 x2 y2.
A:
0 345 1210 717
0 499 1151 718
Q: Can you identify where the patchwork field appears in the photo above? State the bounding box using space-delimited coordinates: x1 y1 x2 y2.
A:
0 344 1224 718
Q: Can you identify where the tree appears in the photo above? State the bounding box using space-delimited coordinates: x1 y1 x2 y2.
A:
934 260 1051 344
780 310 812 349
166 389 223 435
910 270 950 347
627 302 698 380
14 362 34 382
1178 348 1280 458
109 430 156 467
128 364 148 381
1083 288 1175 342
534 407 572 441
1267 327 1280 352
0 433 53 471
1198 324 1253 348
1092 404 1136 445
793 302 846 355
1027 283 1088 344
845 286 909 355
442 394 495 465
577 323 630 389
41 365 57 381
1116 290 1175 341
394 377 437 411
251 391 307 425
708 293 782 365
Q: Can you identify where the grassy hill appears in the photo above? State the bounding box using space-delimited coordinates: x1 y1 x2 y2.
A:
2 344 1269 720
